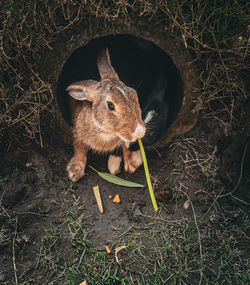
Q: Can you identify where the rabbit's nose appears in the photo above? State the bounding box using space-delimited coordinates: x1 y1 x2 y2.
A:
132 123 146 139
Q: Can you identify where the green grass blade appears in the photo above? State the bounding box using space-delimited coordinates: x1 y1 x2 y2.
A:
89 166 144 188
138 139 159 212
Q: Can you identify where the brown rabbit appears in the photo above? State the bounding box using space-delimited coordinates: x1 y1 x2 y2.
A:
66 48 145 182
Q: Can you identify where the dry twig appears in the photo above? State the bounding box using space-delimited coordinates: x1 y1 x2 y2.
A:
180 190 203 285
12 216 18 285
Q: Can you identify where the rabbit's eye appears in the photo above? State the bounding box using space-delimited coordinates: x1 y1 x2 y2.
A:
107 101 115 111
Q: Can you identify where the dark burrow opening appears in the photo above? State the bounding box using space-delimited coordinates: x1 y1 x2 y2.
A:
57 34 184 140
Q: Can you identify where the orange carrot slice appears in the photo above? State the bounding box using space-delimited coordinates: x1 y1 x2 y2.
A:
113 194 120 203
105 245 111 254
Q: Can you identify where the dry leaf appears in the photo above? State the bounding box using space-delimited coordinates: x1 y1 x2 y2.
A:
115 245 126 264
183 199 190 209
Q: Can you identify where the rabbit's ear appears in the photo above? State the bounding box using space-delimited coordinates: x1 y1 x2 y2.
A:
97 48 119 80
66 80 98 101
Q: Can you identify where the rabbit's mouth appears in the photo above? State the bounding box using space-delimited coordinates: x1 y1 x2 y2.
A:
118 123 146 147
118 135 140 148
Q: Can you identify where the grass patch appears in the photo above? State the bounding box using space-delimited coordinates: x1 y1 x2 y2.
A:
0 172 249 284
35 213 124 284
32 200 249 284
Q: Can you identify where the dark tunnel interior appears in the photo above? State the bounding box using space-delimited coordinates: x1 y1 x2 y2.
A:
57 34 184 131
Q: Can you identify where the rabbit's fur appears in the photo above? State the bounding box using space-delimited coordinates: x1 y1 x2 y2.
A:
57 35 184 182
66 48 145 181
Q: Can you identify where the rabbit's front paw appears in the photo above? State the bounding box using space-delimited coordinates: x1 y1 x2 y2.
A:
108 155 122 175
124 150 142 173
67 158 86 182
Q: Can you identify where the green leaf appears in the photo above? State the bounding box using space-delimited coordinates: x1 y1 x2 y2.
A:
138 139 159 212
89 166 144 188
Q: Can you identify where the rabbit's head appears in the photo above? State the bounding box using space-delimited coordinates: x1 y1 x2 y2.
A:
66 48 145 144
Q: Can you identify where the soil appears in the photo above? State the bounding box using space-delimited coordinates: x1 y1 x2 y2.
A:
1 2 249 283
0 113 249 283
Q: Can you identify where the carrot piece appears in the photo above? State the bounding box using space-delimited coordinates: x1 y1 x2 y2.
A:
113 194 120 203
93 185 104 214
79 280 87 285
105 245 111 254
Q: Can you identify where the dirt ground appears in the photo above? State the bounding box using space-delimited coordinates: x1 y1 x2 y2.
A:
0 111 249 284
0 2 249 283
